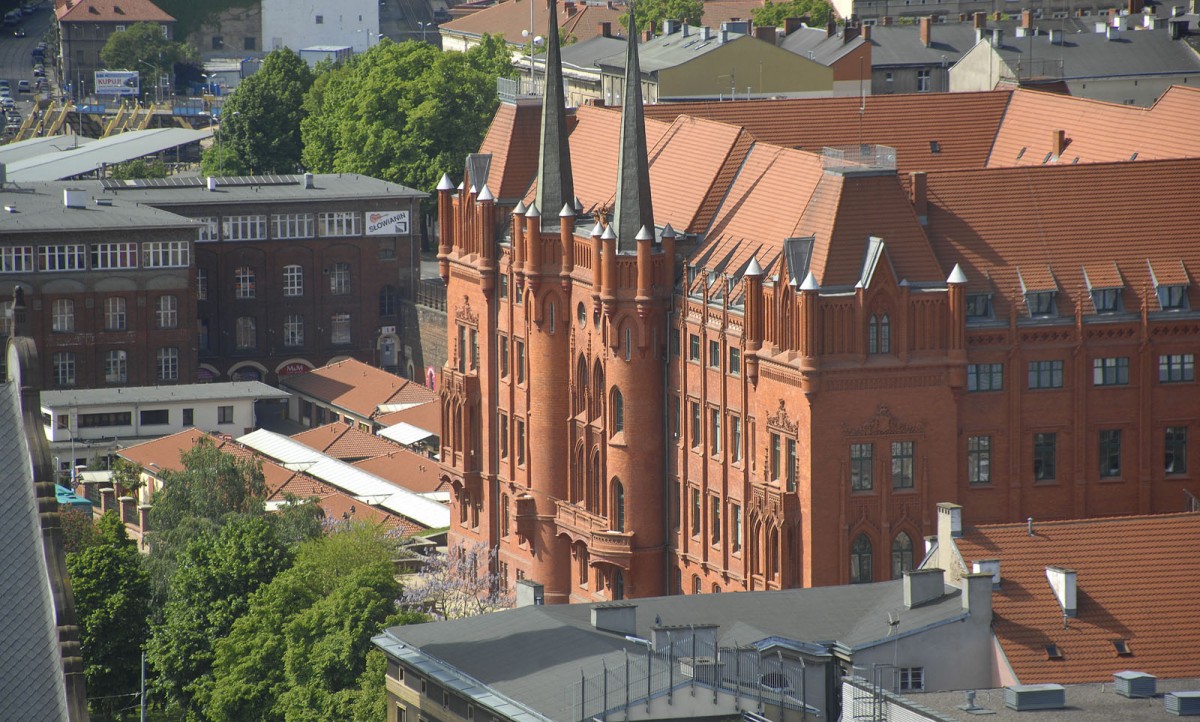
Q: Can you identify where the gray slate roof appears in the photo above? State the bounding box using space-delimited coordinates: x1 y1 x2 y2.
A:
91 173 427 206
0 378 70 721
41 380 290 409
780 26 867 66
597 27 749 73
986 25 1200 79
379 580 969 721
866 23 984 67
0 181 201 233
543 34 627 72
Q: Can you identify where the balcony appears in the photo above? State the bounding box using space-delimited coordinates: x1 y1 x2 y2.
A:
556 501 609 540
590 529 633 568
555 501 633 567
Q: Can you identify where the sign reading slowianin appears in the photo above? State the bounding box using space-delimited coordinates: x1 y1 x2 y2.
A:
95 71 140 96
365 210 410 236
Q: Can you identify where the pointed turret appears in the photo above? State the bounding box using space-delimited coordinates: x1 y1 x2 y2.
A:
535 0 575 229
612 1 654 252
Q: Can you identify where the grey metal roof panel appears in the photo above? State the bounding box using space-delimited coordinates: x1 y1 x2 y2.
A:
0 183 200 232
5 128 214 182
780 26 867 65
94 172 427 205
988 26 1200 79
0 379 70 721
557 35 627 69
0 135 98 165
865 23 980 66
40 381 290 409
597 28 750 73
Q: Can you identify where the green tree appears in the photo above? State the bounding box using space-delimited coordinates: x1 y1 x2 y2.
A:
204 524 426 722
202 48 314 176
618 0 704 36
147 516 291 720
752 0 834 28
99 22 196 86
109 456 145 496
109 159 168 180
66 511 151 719
300 38 505 198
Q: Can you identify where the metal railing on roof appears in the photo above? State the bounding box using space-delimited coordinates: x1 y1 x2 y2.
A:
822 144 897 173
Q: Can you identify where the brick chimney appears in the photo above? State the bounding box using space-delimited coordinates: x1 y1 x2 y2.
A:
826 19 837 37
973 11 986 28
993 10 1002 20
919 16 932 46
784 16 805 34
1052 129 1067 157
844 23 860 42
910 171 928 220
1020 9 1032 27
598 21 611 37
861 24 871 40
755 26 777 43
881 15 892 25
564 0 577 16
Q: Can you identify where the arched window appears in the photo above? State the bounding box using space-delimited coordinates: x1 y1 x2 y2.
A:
624 325 632 361
612 569 625 600
611 479 625 532
576 356 588 414
851 534 874 584
548 301 556 334
577 302 586 326
571 446 585 503
589 450 602 514
611 387 624 434
892 532 914 579
693 575 702 594
712 583 722 593
768 527 780 580
592 362 605 421
577 544 589 587
868 314 877 353
501 494 510 537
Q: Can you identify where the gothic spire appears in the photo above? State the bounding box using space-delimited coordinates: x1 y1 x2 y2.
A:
612 0 654 253
535 0 574 229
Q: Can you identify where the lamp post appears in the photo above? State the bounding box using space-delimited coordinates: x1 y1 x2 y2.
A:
138 60 158 104
418 22 432 43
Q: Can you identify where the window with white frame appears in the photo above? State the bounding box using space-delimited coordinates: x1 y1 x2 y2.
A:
195 216 219 241
283 265 304 297
104 297 127 331
916 69 931 92
272 213 314 239
283 314 304 346
1159 354 1195 383
142 241 190 268
331 313 351 344
104 349 127 384
235 316 256 349
40 244 87 271
222 214 267 241
51 299 74 332
157 347 179 381
53 352 76 386
196 268 208 300
0 246 33 273
156 295 179 328
234 266 256 299
329 262 351 295
898 667 924 691
318 211 361 237
91 242 139 270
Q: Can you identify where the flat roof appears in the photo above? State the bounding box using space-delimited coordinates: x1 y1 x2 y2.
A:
5 128 213 182
911 679 1200 720
40 381 290 409
0 135 98 165
95 172 427 205
0 182 200 233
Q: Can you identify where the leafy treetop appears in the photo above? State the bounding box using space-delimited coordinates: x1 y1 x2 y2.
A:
618 0 704 36
100 22 196 75
751 0 835 29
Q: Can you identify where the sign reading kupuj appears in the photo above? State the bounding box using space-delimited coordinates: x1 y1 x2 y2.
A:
95 71 140 96
365 210 410 236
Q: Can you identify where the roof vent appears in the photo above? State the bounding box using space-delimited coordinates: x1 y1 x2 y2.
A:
3 205 16 213
515 578 544 606
95 198 112 206
1113 671 1156 698
63 188 87 209
591 602 636 636
1005 684 1066 711
207 176 218 191
1166 692 1200 715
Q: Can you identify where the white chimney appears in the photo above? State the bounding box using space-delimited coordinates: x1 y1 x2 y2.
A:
207 176 218 191
304 172 315 189
63 188 87 208
1015 25 1030 37
938 502 963 538
1046 566 1077 618
973 559 1001 588
1106 24 1120 39
1096 20 1109 32
1145 13 1158 28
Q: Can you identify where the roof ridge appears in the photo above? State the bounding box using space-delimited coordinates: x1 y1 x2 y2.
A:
971 510 1200 532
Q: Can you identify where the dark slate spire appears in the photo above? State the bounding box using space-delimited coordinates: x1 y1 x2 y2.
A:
613 0 654 253
535 0 574 230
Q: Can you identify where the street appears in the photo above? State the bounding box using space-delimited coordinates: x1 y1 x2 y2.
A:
381 0 443 48
0 3 53 130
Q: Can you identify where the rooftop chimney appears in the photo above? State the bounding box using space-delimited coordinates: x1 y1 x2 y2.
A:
303 172 314 189
663 18 679 34
919 16 933 45
598 21 611 37
972 559 1001 588
827 19 837 37
910 171 928 223
1049 27 1064 43
207 176 218 191
973 11 986 28
1096 20 1109 32
1106 24 1121 39
1052 129 1068 158
962 572 994 615
755 26 777 44
861 24 871 40
1169 17 1189 39
720 27 729 43
1144 13 1158 29
564 0 577 16
592 602 637 635
701 25 713 40
990 27 1003 44
784 17 804 35
1046 566 1078 618
904 568 946 609
515 579 545 606
1128 0 1144 12
63 188 87 209
881 15 892 25
1021 9 1032 27
938 502 963 538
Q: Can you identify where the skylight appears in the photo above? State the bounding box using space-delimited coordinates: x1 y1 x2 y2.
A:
1113 640 1133 656
1046 644 1063 660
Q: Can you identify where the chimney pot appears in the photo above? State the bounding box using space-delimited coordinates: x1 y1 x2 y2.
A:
920 16 932 46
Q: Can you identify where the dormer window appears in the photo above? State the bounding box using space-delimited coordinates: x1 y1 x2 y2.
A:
966 294 993 320
1091 288 1122 314
1157 284 1188 311
1026 291 1056 317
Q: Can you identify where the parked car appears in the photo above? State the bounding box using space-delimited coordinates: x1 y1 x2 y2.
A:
0 87 12 99
32 66 44 77
13 28 26 37
1 98 16 110
17 80 30 93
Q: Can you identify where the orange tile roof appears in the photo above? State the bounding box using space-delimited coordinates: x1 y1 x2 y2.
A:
645 115 754 235
119 428 294 496
352 449 447 495
281 358 436 419
269 476 420 535
291 423 401 461
954 512 1200 684
699 0 765 27
375 399 441 433
442 0 626 46
642 91 1014 172
57 0 174 22
921 158 1200 318
987 86 1200 168
478 100 543 202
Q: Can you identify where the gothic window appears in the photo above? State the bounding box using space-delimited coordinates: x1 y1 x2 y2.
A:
868 313 891 354
851 534 873 584
611 479 625 532
611 387 624 435
891 532 914 579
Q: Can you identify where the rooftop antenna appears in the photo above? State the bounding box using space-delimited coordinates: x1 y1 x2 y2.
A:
858 56 866 146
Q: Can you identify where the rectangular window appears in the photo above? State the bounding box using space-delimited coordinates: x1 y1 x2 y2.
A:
331 314 351 344
272 213 314 239
157 347 179 381
1099 429 1121 478
1093 357 1129 386
688 334 700 362
770 433 781 481
689 401 701 450
1034 432 1057 481
730 415 742 463
891 441 914 489
708 340 720 368
669 395 680 440
731 504 742 553
1166 426 1187 474
222 214 267 240
236 316 256 350
967 436 991 485
515 340 525 383
1092 288 1122 313
709 408 721 456
965 294 992 320
499 413 509 459
104 349 127 384
283 315 304 346
967 363 1004 392
283 265 304 296
156 296 178 328
235 266 256 299
78 411 132 428
142 241 189 268
898 668 924 692
90 242 138 269
1159 354 1195 383
104 298 127 331
729 347 741 376
140 409 169 426
196 268 208 300
786 438 797 492
516 419 526 466
916 69 931 92
40 244 87 271
1028 360 1064 389
850 443 873 491
182 408 194 426
1026 291 1056 317
499 274 508 300
318 211 361 237
1157 284 1188 311
329 262 351 295
690 487 701 537
218 405 234 424
195 216 218 242
0 246 34 273
710 497 721 544
499 335 509 378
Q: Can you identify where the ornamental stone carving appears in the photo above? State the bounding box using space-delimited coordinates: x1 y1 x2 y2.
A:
843 403 925 437
766 398 798 434
455 295 479 325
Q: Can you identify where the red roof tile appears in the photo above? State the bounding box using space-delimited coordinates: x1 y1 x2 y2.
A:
375 399 441 434
478 100 543 202
281 358 436 419
291 423 401 461
57 0 174 23
646 115 754 234
954 512 1200 684
352 449 447 495
442 0 626 46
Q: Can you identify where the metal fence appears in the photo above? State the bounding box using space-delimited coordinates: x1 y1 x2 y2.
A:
568 634 815 722
416 277 447 311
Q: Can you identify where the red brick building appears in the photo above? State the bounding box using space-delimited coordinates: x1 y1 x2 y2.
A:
437 1 1200 604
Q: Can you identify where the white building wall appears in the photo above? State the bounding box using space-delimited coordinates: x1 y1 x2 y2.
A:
262 0 381 55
